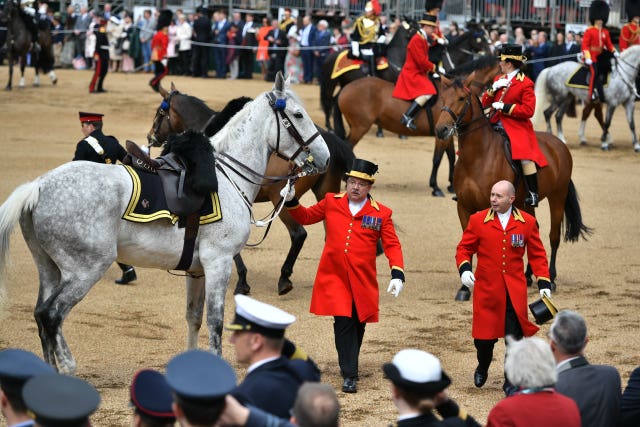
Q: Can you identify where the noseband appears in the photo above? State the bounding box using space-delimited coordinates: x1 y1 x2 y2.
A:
440 91 472 131
150 91 177 146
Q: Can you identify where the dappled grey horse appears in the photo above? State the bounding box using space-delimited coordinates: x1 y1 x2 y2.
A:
0 73 330 373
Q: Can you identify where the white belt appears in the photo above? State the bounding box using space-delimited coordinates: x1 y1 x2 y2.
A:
361 48 374 56
84 136 104 155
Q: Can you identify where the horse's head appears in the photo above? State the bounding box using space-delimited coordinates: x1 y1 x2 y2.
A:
467 27 492 57
435 77 475 140
266 72 330 176
147 82 183 147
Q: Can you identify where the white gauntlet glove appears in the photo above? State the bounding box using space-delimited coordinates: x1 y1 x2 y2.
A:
539 288 551 299
351 41 360 57
492 102 504 111
585 58 593 65
614 51 620 58
279 181 296 202
377 35 386 44
437 37 446 45
387 278 404 297
492 78 509 92
461 271 475 290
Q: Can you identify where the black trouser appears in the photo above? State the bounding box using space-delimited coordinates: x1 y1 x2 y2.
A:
474 289 524 373
192 44 209 77
333 302 366 379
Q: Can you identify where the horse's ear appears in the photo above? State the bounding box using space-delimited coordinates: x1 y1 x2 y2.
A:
158 83 169 98
274 71 285 93
171 81 176 92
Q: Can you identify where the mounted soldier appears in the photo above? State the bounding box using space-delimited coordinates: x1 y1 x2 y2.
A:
425 0 447 68
19 0 44 51
349 0 385 76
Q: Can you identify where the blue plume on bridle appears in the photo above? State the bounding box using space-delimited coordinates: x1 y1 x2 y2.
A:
160 100 170 110
275 97 286 111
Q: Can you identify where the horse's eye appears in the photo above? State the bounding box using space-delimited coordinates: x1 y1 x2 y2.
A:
293 111 304 119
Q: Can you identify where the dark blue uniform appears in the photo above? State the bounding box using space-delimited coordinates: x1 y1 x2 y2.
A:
72 129 127 164
232 356 320 419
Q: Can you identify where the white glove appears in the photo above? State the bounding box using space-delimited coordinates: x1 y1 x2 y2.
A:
539 288 551 299
614 51 620 58
461 271 475 290
24 6 36 16
377 35 386 44
438 66 446 75
387 278 404 297
492 78 509 92
437 37 446 45
492 102 504 110
279 181 296 202
585 58 593 65
351 41 360 57
140 145 150 155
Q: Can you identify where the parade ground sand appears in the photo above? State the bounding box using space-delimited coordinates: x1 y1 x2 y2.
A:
0 68 639 426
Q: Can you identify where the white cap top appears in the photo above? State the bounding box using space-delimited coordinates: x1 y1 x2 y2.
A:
234 295 296 330
392 349 442 382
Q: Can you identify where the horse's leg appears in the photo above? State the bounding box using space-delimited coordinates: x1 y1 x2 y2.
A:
429 143 446 197
555 104 567 144
6 54 13 90
578 102 594 145
601 105 616 151
19 56 27 88
623 100 640 152
232 253 251 295
445 140 456 194
185 274 205 349
277 216 307 296
376 125 384 138
204 255 233 355
543 105 555 135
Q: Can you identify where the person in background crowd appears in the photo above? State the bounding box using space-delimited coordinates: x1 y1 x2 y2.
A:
175 13 192 76
313 19 331 83
239 13 257 79
565 30 581 60
446 21 460 44
530 31 550 81
107 15 123 72
548 31 566 67
394 13 439 131
299 15 316 84
138 9 155 73
549 310 621 427
456 180 551 393
226 23 240 79
73 6 91 60
486 337 581 427
620 366 640 427
384 349 481 426
192 7 211 78
582 0 618 103
331 26 349 53
166 17 179 75
51 12 64 67
0 348 55 427
256 16 273 80
149 10 172 91
266 17 287 81
89 15 109 93
120 12 135 72
129 369 176 427
285 23 303 84
284 158 405 394
620 0 640 51
350 0 384 76
213 9 231 79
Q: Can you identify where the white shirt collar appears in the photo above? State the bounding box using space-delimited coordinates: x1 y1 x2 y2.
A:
349 198 367 215
247 355 280 374
497 206 512 229
506 69 519 80
397 412 421 421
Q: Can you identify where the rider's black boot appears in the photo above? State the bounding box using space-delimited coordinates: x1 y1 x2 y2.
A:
524 173 539 208
115 263 137 285
400 101 421 131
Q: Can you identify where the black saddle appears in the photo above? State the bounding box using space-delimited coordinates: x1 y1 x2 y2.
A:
567 65 591 89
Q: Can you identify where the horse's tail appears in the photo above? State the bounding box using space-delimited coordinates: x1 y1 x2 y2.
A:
0 180 40 317
320 54 338 130
332 95 347 140
533 67 552 129
563 179 593 243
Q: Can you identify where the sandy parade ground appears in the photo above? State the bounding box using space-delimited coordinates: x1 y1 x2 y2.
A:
1 67 640 426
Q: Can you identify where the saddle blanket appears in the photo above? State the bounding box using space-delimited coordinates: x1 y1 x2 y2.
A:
122 165 222 225
566 64 609 89
331 50 389 79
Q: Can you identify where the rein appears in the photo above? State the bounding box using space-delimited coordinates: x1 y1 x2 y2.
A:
612 55 640 98
440 90 490 137
151 91 177 146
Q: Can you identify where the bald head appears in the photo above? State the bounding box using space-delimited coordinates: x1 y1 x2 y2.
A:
490 180 516 213
493 180 515 197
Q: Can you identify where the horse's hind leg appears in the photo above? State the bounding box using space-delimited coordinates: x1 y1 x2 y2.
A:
623 101 640 152
555 104 567 144
446 141 455 194
278 215 307 296
204 256 233 355
232 254 250 295
429 144 446 197
600 105 616 150
185 275 205 349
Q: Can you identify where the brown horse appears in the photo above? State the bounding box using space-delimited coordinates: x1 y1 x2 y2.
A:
3 0 56 90
334 55 500 196
148 83 355 296
434 76 592 300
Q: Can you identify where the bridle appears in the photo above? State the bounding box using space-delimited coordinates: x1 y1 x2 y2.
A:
149 90 178 147
440 85 489 137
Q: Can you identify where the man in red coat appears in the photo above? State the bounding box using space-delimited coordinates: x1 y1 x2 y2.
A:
620 0 640 51
393 13 439 131
456 180 551 393
481 43 547 207
284 159 405 394
149 10 173 92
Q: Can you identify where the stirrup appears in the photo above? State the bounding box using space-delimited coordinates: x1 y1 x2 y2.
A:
525 191 539 208
400 114 416 131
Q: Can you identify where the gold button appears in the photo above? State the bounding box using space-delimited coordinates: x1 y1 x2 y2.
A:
344 249 348 253
346 243 350 246
502 262 506 265
502 239 506 243
502 270 506 273
347 236 350 239
348 229 352 233
502 255 506 258
502 247 506 251
349 223 353 226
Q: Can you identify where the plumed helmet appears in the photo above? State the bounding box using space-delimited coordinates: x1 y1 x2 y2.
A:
425 0 443 12
589 0 609 25
626 0 640 20
157 9 173 30
364 0 381 15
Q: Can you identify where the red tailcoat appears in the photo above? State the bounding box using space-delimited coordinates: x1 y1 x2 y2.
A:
288 192 404 323
455 208 550 339
620 22 640 51
481 72 548 168
392 30 436 101
581 26 615 62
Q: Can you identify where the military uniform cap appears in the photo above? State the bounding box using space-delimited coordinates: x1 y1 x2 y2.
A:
425 0 443 12
627 0 640 20
130 369 175 421
345 158 379 183
0 349 54 396
165 350 236 401
226 295 296 338
589 0 609 25
22 374 100 427
419 13 438 27
78 111 104 123
383 349 451 395
157 9 173 30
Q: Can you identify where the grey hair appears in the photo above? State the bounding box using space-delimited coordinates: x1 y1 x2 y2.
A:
504 336 557 388
549 310 587 354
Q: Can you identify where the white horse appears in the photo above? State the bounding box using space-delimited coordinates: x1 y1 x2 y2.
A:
0 73 330 374
533 44 640 151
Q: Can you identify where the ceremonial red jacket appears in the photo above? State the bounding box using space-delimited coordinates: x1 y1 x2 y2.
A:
582 26 615 62
620 22 640 51
151 30 169 60
481 72 548 167
393 30 436 101
455 208 550 339
287 192 404 323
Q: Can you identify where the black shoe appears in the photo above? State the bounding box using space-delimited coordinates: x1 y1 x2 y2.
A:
115 267 137 285
503 379 518 396
342 378 357 393
400 114 417 130
474 368 488 388
525 191 539 208
96 88 107 93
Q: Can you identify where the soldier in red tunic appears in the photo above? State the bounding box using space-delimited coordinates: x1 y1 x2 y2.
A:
456 180 551 394
149 10 173 92
581 1 619 103
393 14 439 131
620 0 640 51
481 44 547 207
284 159 405 394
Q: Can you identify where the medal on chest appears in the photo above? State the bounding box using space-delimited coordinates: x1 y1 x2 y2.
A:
361 215 382 231
511 233 524 247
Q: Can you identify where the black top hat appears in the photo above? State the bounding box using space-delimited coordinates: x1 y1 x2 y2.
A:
165 350 236 402
425 0 442 12
130 369 176 421
627 0 640 20
499 43 526 63
22 374 101 427
0 349 55 396
383 349 451 395
529 294 559 325
157 9 173 30
589 0 609 25
345 158 378 182
419 13 438 27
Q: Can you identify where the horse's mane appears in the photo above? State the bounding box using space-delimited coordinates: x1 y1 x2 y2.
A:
447 55 498 77
204 96 252 137
161 130 218 195
447 31 471 49
321 128 355 176
180 93 216 117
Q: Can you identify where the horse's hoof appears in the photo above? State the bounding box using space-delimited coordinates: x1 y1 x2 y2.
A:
398 134 408 140
580 140 588 146
234 282 251 295
455 288 471 301
376 130 384 138
432 188 445 197
52 78 58 85
451 195 458 201
601 144 610 151
447 185 455 194
278 279 293 296
634 143 640 153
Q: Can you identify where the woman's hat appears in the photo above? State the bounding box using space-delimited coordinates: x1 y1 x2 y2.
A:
589 0 609 25
529 294 559 325
383 349 451 395
499 43 526 63
345 158 378 183
419 13 438 27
